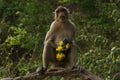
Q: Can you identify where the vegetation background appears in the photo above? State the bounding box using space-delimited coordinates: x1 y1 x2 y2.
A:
0 0 120 80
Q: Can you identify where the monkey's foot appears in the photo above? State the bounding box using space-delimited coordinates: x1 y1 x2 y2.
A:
72 66 85 73
36 67 47 74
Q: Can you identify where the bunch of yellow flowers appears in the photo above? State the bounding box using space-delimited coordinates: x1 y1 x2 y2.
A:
56 40 70 61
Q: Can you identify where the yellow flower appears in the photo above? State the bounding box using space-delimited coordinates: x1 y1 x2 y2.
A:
66 43 70 49
56 46 63 52
56 53 65 61
59 40 64 46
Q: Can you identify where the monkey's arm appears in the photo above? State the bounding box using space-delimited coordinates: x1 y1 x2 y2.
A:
44 22 57 48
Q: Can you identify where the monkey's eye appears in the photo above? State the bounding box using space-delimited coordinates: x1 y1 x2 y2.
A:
60 9 66 11
56 10 60 13
56 8 66 13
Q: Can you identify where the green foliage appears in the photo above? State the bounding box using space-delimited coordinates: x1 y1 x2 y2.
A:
5 26 26 46
0 0 120 80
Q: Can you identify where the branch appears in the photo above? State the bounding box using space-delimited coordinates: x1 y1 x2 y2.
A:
111 72 120 80
1 66 103 80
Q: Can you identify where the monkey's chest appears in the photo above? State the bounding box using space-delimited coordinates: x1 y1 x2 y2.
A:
55 31 73 42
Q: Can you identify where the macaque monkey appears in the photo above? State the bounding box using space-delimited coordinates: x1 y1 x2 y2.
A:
36 6 77 74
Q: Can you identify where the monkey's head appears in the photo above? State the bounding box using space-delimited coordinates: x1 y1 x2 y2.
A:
54 6 69 21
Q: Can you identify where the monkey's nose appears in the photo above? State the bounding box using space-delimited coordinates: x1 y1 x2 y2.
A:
60 15 66 19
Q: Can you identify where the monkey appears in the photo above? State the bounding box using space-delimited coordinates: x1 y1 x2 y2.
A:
36 6 77 74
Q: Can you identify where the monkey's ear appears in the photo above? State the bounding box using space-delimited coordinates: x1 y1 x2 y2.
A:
65 8 70 14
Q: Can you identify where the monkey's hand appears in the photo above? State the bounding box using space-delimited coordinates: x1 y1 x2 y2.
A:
36 67 47 74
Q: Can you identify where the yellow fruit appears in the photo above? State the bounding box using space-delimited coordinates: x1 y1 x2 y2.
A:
56 46 63 52
56 53 65 61
66 43 70 49
59 40 64 46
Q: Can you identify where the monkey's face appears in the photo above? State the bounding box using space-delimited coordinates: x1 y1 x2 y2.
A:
55 6 69 21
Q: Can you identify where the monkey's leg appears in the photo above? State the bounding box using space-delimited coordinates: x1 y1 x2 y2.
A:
69 43 77 68
36 41 53 74
70 43 85 72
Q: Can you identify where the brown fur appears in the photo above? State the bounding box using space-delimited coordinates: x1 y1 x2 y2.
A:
42 6 77 71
